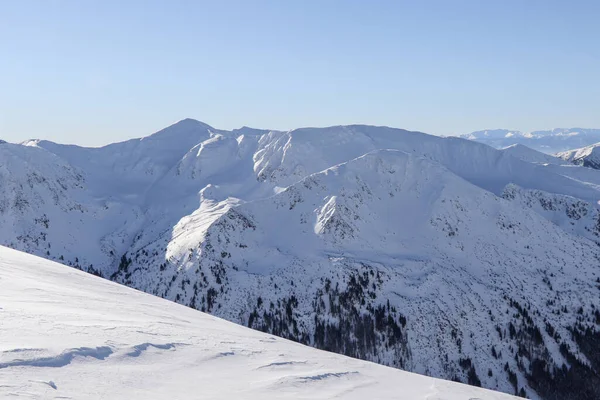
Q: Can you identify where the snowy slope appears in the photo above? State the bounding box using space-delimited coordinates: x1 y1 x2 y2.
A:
12 121 598 274
117 148 600 399
498 144 600 188
22 118 214 195
0 246 516 400
500 144 566 165
496 144 600 193
557 142 600 170
462 128 600 153
0 141 144 273
1 119 600 399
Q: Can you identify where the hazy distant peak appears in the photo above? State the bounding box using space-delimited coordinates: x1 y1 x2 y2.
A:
462 127 600 153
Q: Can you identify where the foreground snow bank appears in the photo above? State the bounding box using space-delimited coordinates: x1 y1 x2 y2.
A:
0 246 514 399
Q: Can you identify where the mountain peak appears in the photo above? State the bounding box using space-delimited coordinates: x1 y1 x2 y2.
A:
2 121 600 399
163 118 214 131
139 118 214 144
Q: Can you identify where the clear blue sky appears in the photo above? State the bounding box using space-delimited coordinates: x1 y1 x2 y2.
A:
1 0 599 146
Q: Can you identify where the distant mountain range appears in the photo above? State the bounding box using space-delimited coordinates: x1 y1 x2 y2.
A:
1 119 599 399
460 128 600 154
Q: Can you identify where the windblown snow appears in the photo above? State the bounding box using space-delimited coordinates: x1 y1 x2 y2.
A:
0 246 516 399
1 119 600 399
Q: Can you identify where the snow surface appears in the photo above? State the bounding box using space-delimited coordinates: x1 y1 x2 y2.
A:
500 144 566 166
499 144 600 188
556 142 600 169
0 246 516 400
2 119 600 398
7 121 600 273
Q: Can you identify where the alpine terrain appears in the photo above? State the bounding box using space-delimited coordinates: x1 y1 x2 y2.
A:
0 246 518 399
557 143 600 170
461 128 600 154
1 119 599 399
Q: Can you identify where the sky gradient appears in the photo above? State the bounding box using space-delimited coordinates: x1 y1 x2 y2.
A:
1 0 600 146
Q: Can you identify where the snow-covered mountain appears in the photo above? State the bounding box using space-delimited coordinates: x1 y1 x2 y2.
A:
461 128 600 154
557 143 600 170
0 246 517 399
1 119 600 399
500 144 566 166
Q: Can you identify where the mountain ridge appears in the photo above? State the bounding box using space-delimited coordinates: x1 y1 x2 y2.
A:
557 142 600 170
1 119 599 399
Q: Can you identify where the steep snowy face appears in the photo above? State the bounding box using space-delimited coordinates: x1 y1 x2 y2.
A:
116 149 600 400
2 119 600 399
152 133 268 203
254 126 386 186
0 246 517 400
462 128 600 154
557 142 600 170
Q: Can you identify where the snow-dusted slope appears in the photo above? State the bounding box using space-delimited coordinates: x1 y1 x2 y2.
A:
23 118 214 193
0 246 516 400
11 121 597 274
117 148 600 399
0 141 144 273
500 144 566 165
557 142 600 170
497 144 600 192
462 128 600 153
2 120 600 399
